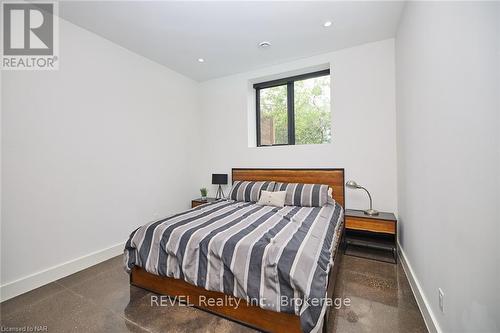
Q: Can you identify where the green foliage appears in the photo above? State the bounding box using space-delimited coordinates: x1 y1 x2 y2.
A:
200 188 208 197
260 76 331 145
294 76 331 144
260 85 288 144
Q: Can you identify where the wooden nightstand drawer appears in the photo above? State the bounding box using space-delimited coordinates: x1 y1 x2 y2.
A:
344 209 398 263
346 217 396 234
192 200 205 208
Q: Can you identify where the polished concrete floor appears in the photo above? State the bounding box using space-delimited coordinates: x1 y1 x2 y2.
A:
0 254 427 333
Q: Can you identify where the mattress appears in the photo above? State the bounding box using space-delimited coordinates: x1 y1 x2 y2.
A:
124 199 344 333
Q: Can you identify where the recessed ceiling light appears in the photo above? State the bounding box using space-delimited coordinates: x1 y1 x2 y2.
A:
258 41 271 48
323 21 332 27
197 58 205 63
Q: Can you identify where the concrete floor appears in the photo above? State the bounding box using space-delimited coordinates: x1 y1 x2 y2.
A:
0 254 427 333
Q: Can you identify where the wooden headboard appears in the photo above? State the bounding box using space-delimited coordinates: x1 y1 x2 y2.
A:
232 168 345 207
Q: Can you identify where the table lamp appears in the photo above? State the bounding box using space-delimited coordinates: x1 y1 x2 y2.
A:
346 180 379 216
212 174 228 200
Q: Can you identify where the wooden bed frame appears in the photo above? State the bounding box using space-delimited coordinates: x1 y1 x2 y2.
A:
130 168 345 333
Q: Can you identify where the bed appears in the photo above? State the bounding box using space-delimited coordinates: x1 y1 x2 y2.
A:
125 168 345 333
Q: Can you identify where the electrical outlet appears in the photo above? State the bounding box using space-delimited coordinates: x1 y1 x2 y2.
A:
438 288 444 313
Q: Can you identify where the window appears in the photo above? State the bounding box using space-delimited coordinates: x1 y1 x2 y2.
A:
255 69 331 146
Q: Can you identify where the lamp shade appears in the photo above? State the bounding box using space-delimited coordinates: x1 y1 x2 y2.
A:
345 180 360 188
212 174 228 185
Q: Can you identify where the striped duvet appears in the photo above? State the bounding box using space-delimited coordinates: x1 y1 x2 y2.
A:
124 199 343 333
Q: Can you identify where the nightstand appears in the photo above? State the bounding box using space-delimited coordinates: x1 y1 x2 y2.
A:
191 197 218 208
344 209 397 263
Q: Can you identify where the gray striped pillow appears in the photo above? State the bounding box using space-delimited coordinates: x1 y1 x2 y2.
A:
229 181 275 202
273 182 329 207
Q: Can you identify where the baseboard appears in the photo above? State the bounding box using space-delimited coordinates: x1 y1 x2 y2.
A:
0 241 125 302
397 243 442 333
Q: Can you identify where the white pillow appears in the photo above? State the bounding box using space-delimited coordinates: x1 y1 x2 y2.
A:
257 190 286 208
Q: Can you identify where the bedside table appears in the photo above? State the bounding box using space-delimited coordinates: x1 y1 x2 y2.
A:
344 209 397 263
192 197 218 208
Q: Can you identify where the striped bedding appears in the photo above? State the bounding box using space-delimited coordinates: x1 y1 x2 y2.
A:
273 182 330 207
124 199 344 333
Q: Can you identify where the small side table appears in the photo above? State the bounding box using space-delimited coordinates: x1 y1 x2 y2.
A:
344 209 397 263
191 197 218 208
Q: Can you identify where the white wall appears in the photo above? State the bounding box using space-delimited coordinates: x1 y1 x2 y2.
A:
396 2 500 332
1 18 200 299
198 39 397 213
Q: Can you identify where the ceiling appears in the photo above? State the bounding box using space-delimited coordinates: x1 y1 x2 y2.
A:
59 1 405 82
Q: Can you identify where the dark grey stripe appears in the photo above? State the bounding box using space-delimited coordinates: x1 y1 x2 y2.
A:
246 206 302 300
221 208 280 294
293 183 304 206
124 227 140 270
176 202 254 280
311 184 321 207
156 201 236 275
278 206 322 313
243 181 256 202
229 181 243 200
300 204 341 332
196 205 266 288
